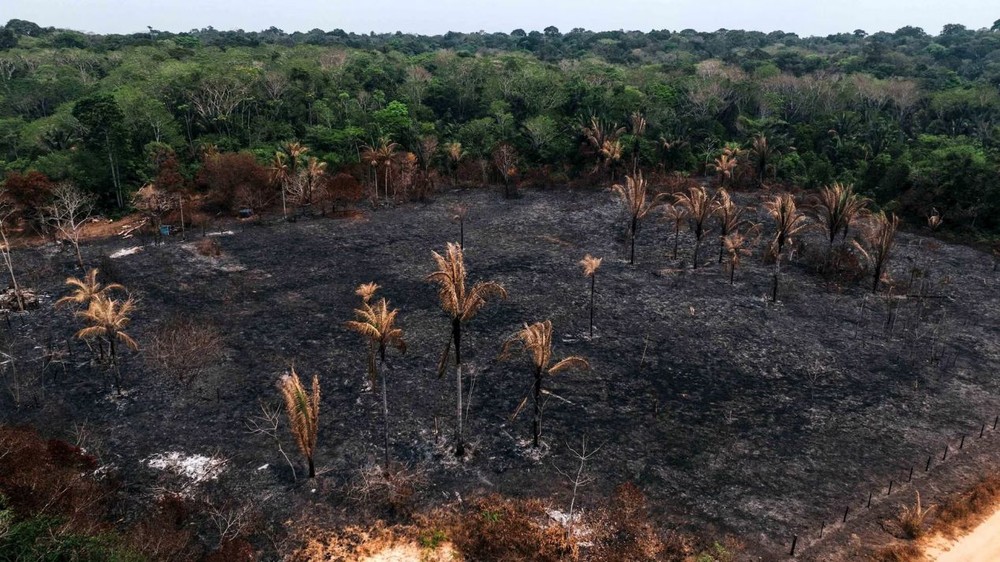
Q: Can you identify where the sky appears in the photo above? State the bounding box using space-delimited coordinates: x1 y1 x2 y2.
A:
2 0 997 37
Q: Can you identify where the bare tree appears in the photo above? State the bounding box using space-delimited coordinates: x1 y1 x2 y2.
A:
553 437 603 540
132 184 174 245
245 401 298 481
0 204 25 311
46 183 95 269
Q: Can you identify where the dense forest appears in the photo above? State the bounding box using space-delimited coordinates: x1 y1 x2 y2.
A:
1 18 1000 235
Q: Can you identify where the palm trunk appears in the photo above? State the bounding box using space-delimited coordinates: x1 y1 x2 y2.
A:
718 235 725 264
672 223 680 260
453 318 464 457
532 367 542 447
460 220 464 249
307 456 315 478
588 275 595 338
379 351 390 468
772 259 781 302
730 263 735 285
693 237 701 269
629 217 637 265
74 242 84 270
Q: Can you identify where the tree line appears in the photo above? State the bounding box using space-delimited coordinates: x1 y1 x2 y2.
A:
0 18 999 234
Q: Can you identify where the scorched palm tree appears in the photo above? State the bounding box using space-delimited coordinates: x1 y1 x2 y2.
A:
279 367 320 478
427 243 508 457
579 254 602 338
501 320 589 447
611 173 662 265
346 283 406 468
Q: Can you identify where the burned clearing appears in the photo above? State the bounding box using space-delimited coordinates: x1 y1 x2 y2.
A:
2 187 999 559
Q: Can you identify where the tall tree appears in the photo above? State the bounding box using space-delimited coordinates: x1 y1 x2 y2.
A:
674 186 714 268
501 320 589 447
764 193 809 301
346 283 407 468
279 367 321 478
427 243 508 457
853 211 900 293
579 254 602 338
610 173 662 265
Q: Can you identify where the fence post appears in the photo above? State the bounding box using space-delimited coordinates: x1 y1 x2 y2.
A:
981 424 986 438
960 435 966 449
867 491 873 508
926 455 932 471
888 480 894 495
843 506 849 523
908 466 914 482
790 535 798 556
943 444 948 461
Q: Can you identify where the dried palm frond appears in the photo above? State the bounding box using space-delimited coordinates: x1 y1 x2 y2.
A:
427 242 507 324
501 320 589 447
852 211 900 293
580 254 603 278
674 185 714 267
74 294 139 352
279 367 320 478
927 208 943 231
56 268 124 308
611 173 665 264
811 182 869 247
355 282 380 304
713 189 747 263
764 192 809 258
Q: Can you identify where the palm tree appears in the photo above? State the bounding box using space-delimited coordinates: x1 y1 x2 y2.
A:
427 243 508 457
712 189 746 263
629 111 647 175
927 208 943 232
764 193 809 301
270 152 290 220
811 182 869 254
346 284 406 468
712 149 738 187
279 367 320 478
582 116 626 179
579 254 602 338
501 320 589 447
662 203 688 260
749 134 777 188
450 204 469 249
74 293 139 390
443 141 465 183
723 231 752 285
610 173 663 265
56 268 124 308
674 186 714 268
853 211 901 293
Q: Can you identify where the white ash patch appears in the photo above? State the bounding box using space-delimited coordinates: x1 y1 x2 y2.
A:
147 451 227 484
110 246 143 259
207 230 235 237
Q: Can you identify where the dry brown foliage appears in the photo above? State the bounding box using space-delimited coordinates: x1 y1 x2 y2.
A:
194 238 222 257
55 268 123 308
896 491 935 539
853 211 901 292
811 182 869 248
447 494 572 561
611 173 664 264
280 367 320 478
146 316 224 386
673 185 714 267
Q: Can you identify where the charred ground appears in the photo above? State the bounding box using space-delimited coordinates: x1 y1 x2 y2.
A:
2 186 999 559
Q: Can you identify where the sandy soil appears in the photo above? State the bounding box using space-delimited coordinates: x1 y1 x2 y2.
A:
925 506 1000 561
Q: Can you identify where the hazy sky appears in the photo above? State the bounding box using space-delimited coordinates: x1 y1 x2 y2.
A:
2 0 997 37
